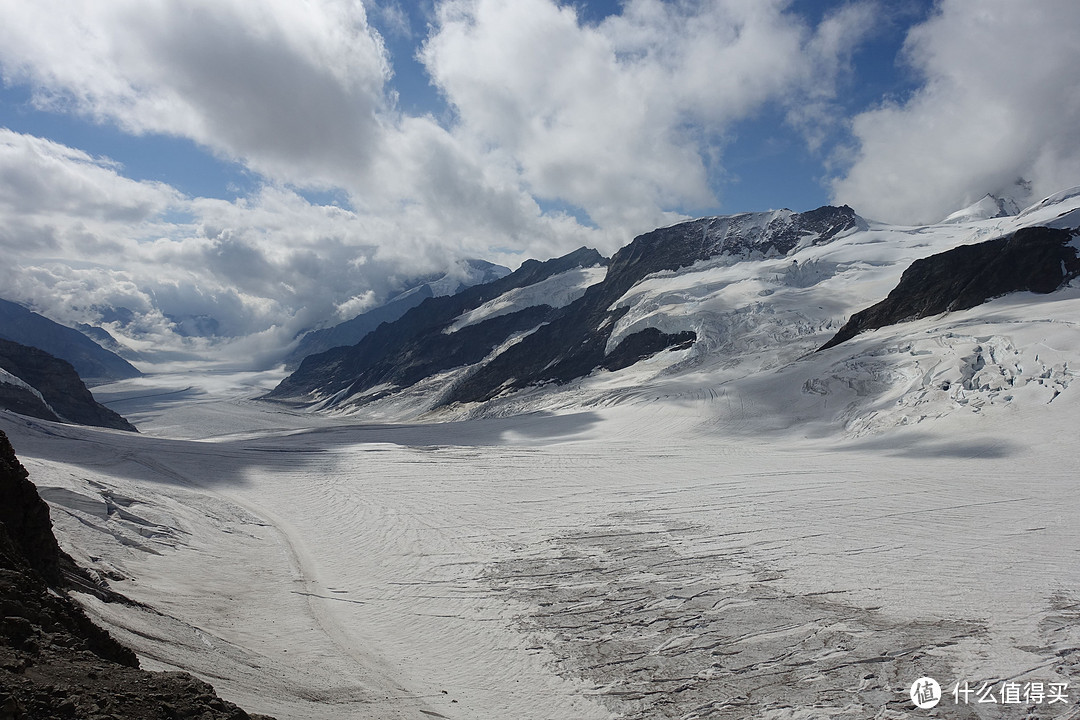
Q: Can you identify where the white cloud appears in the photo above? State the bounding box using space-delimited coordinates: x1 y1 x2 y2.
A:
421 0 872 230
0 0 622 254
0 129 516 366
0 0 874 242
0 130 180 224
0 0 392 186
0 0 881 367
831 0 1080 224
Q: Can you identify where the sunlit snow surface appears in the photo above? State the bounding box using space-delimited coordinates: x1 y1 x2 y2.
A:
445 265 608 334
3 198 1080 719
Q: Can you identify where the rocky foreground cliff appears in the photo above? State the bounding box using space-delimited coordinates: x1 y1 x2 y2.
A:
0 430 271 720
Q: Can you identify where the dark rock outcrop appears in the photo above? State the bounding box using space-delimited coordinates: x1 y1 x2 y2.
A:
446 206 865 404
601 329 698 372
285 285 434 369
267 246 607 404
0 430 274 719
0 384 63 425
0 433 134 604
0 432 67 587
0 340 137 432
819 226 1080 351
0 299 140 384
271 207 865 411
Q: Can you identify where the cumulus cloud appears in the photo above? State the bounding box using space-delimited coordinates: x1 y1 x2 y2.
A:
422 0 871 230
0 0 881 367
831 0 1080 224
0 131 180 223
0 128 517 367
0 0 392 186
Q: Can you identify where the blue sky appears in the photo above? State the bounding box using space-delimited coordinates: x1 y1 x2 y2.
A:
0 0 1077 364
0 0 930 212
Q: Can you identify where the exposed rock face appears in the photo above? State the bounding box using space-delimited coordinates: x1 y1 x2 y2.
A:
0 340 137 432
271 207 865 411
820 226 1080 351
0 431 274 720
447 206 865 404
0 299 140 384
0 433 133 604
0 383 63 425
284 285 434 368
268 246 607 405
285 259 511 368
601 329 697 372
0 432 66 586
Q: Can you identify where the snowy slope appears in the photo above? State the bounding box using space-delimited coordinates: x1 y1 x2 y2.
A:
427 189 1080 428
941 193 1021 223
274 191 1079 427
286 258 513 367
271 205 869 416
5 343 1080 719
268 246 607 413
444 265 607 333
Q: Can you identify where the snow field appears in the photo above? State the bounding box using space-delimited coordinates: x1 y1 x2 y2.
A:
3 351 1079 719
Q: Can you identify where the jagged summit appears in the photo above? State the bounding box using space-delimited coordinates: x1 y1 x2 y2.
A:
268 205 868 414
266 246 607 409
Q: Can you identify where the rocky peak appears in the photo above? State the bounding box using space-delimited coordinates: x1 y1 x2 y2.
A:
820 225 1080 351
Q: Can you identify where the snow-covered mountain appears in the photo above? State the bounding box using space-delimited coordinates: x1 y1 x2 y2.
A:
268 189 1080 430
0 298 142 384
267 247 605 413
284 258 512 367
940 193 1022 223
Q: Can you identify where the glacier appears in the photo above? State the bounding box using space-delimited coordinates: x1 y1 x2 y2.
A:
2 189 1080 719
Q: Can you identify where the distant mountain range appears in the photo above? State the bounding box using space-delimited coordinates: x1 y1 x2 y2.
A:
284 258 511 368
268 247 605 409
0 298 141 384
267 206 868 410
266 188 1080 422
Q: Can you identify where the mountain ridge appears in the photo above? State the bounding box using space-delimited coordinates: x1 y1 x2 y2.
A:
820 225 1080 351
0 298 141 384
0 339 138 432
268 206 870 412
283 257 511 368
267 246 605 407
